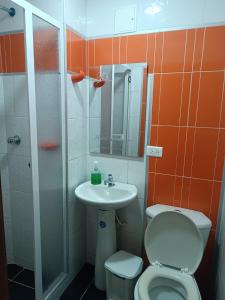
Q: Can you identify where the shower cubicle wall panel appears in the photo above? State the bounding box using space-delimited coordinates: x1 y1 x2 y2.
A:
0 1 34 270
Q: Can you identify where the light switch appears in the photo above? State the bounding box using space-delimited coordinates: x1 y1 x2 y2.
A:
146 146 163 158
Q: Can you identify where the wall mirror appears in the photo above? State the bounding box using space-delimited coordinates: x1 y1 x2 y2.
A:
89 62 148 158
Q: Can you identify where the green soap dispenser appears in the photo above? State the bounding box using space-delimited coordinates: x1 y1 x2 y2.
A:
91 161 102 185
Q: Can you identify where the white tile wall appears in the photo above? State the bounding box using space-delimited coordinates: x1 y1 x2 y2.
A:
86 156 129 183
203 0 225 24
0 75 14 264
8 155 32 193
26 0 64 22
0 74 34 269
0 154 9 191
66 74 88 277
3 75 29 117
0 0 24 32
89 83 102 119
127 160 146 199
89 118 101 153
117 230 143 256
64 0 87 36
6 117 31 156
67 76 87 119
68 117 86 160
69 229 87 277
1 188 14 263
86 0 225 38
11 190 34 269
68 156 86 200
89 80 101 153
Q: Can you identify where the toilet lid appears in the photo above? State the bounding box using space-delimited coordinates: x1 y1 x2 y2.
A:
145 211 204 275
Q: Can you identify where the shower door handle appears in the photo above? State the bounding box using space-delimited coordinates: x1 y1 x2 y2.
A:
7 135 21 145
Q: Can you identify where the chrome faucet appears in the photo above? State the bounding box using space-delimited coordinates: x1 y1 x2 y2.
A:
7 135 21 145
104 174 115 187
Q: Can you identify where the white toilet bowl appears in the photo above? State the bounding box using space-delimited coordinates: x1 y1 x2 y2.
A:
134 207 212 300
134 266 201 300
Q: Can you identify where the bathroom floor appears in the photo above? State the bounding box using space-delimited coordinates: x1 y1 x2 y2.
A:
61 264 106 300
7 264 35 300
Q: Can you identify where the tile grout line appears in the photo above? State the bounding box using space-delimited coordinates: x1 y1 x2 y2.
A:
153 70 225 74
173 29 188 206
80 278 94 300
0 37 3 71
145 33 149 66
111 37 113 65
148 171 222 183
13 277 35 290
125 36 128 63
208 70 225 217
152 32 164 204
187 28 205 208
180 28 197 186
10 267 24 281
3 36 7 72
8 35 12 73
10 279 35 290
151 124 225 129
93 39 95 66
152 33 156 73
148 32 156 205
155 32 165 203
199 28 206 72
118 36 121 64
70 30 72 71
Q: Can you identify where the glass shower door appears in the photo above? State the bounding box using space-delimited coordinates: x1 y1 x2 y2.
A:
32 15 66 294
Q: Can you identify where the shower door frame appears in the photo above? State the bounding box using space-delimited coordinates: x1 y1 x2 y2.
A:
11 1 67 300
0 180 9 300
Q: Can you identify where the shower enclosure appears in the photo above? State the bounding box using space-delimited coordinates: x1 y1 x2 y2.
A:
0 0 67 299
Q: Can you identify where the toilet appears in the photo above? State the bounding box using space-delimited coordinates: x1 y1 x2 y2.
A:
134 204 212 300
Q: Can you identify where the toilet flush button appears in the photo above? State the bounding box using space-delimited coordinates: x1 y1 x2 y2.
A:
146 146 163 158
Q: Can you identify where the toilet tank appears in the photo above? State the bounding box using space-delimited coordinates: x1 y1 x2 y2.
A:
146 204 212 248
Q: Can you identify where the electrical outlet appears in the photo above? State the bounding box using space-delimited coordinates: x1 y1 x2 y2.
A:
146 146 163 158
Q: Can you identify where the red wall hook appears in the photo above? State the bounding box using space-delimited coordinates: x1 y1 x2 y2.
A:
39 142 59 151
93 79 105 88
71 70 85 83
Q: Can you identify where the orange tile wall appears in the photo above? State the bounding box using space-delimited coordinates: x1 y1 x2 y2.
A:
33 27 59 72
0 33 25 73
66 27 86 73
0 29 60 73
85 25 225 299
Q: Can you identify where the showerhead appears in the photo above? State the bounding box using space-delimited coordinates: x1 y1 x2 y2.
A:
8 7 16 17
0 5 16 17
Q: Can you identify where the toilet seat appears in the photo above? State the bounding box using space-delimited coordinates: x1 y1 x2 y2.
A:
136 211 204 300
145 211 204 275
138 265 200 300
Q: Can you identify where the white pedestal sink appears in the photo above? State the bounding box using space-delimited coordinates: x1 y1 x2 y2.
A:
75 181 137 291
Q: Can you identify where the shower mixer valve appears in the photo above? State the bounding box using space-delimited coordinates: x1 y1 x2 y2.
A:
7 135 21 145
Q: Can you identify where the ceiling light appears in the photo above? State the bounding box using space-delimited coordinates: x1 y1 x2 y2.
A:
145 4 161 15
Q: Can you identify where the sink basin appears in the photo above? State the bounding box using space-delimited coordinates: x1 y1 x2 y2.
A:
75 181 137 210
